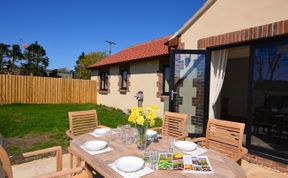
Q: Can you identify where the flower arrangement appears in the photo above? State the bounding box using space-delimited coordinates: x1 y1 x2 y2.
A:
128 105 158 127
128 105 158 150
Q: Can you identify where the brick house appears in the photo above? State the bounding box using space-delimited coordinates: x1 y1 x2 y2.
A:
89 0 288 171
88 36 171 115
166 0 288 172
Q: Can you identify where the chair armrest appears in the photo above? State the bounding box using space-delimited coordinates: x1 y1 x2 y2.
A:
23 146 63 172
190 137 206 143
66 130 75 139
177 133 188 140
241 147 248 155
150 127 162 132
190 137 207 147
23 146 62 157
97 125 109 128
233 147 248 163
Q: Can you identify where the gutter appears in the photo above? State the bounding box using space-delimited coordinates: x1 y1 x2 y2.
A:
169 0 217 41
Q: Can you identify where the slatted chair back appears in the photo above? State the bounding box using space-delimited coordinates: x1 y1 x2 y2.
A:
0 135 13 178
68 110 98 137
205 118 245 161
162 112 188 139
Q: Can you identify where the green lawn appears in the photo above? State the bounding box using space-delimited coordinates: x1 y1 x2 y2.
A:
0 104 162 159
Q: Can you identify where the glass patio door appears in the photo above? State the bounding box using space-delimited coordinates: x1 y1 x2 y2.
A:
169 50 210 137
249 39 288 163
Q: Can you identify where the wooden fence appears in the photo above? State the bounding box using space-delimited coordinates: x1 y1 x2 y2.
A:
0 75 97 104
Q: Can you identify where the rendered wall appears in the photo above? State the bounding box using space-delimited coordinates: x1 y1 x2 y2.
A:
180 0 288 48
91 60 165 117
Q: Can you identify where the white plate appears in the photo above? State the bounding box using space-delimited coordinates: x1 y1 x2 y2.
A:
175 141 197 151
115 156 144 173
83 140 107 151
93 128 111 135
146 129 157 138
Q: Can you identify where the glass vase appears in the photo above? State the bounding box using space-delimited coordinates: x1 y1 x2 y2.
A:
136 125 147 150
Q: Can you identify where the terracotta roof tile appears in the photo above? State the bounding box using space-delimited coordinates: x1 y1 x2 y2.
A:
88 35 171 68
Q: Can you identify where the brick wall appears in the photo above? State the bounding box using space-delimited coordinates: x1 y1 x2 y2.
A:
198 19 288 49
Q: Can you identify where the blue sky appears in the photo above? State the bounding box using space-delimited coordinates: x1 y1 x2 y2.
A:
0 0 206 70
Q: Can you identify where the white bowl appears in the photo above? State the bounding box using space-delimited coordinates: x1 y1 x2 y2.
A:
93 128 111 135
115 156 144 173
146 129 157 138
175 141 197 151
83 140 107 151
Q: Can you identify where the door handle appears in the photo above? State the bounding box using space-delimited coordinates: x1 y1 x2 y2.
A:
170 90 177 101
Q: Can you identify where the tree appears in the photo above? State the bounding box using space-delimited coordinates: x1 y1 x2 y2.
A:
22 41 49 76
74 51 107 79
0 43 10 74
7 44 24 74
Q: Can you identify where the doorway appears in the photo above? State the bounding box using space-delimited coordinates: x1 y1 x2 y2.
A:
219 46 250 124
213 38 288 163
169 36 288 163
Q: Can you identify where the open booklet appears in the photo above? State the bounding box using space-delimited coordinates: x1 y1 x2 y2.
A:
152 152 214 174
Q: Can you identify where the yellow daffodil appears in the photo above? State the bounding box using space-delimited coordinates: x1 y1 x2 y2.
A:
147 105 159 112
138 107 143 112
128 105 158 127
149 119 155 127
131 107 137 113
128 111 137 123
147 112 156 120
136 115 145 125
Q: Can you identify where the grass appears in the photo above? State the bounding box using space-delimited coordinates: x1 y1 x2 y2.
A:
0 104 162 159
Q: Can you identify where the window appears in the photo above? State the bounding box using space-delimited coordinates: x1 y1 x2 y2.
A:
121 69 128 89
119 66 130 94
251 39 288 160
163 65 170 95
100 72 108 90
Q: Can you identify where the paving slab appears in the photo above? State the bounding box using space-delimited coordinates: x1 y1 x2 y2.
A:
242 160 288 178
12 154 70 178
12 155 288 178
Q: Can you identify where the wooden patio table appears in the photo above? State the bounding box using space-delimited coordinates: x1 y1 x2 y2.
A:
70 133 246 178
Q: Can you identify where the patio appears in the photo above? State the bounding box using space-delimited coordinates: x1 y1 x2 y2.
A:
11 155 288 178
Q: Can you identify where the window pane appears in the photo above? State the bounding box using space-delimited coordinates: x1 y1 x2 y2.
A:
173 53 206 134
104 73 108 89
122 71 128 88
100 73 103 89
100 72 108 90
164 67 170 93
252 42 288 156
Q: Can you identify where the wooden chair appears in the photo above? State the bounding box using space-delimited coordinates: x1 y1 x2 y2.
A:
0 144 88 178
66 110 106 139
153 112 188 140
191 118 248 165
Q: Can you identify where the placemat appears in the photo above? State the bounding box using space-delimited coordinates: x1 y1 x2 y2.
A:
89 131 117 138
80 145 113 155
109 163 154 178
177 146 207 156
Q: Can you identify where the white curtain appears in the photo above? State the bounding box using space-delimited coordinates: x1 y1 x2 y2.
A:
209 49 228 118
